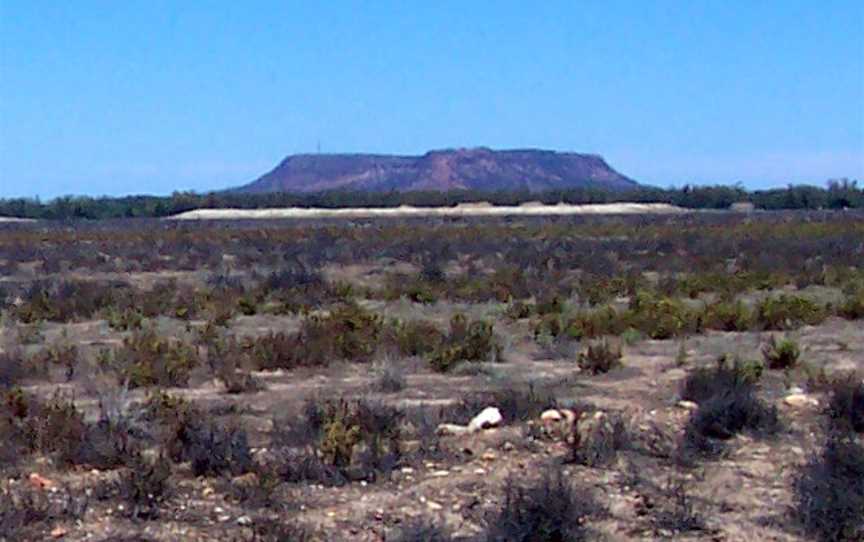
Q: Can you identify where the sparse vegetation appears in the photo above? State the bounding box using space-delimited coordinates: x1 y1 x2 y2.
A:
0 210 861 539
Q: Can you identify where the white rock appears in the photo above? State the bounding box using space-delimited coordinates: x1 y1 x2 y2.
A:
784 394 818 408
676 400 699 411
467 407 503 432
541 409 563 422
436 423 471 436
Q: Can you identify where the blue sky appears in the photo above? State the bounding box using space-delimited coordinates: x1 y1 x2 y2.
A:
1 1 862 198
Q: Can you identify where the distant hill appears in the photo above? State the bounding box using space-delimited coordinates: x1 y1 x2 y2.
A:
231 147 638 194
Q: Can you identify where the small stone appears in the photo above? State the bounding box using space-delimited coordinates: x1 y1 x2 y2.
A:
28 473 55 490
427 501 443 511
541 409 563 422
437 423 471 436
481 451 497 462
502 441 515 452
202 487 215 497
677 400 699 411
784 394 818 408
430 470 450 477
474 468 486 475
217 515 231 523
50 526 68 539
401 467 414 474
236 515 253 526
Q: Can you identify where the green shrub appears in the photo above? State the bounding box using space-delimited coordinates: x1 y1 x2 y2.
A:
564 306 626 340
429 314 501 373
533 314 563 340
505 300 535 320
304 303 384 363
755 294 826 330
295 397 402 479
703 300 754 331
838 287 864 320
626 291 697 340
105 306 144 331
761 335 801 370
392 320 445 357
110 327 200 388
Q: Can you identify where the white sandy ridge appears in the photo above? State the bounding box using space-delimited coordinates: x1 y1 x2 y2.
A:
168 202 686 220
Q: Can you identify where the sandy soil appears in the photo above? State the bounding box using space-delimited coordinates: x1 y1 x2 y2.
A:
167 202 687 220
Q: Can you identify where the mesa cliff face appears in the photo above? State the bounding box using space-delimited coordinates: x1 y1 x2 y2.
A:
232 148 638 193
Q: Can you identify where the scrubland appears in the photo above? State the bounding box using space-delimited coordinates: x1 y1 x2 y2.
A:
0 210 862 541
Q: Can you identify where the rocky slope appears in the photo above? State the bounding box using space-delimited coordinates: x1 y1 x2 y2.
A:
233 147 638 193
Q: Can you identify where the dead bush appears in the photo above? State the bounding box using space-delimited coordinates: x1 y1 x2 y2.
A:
652 477 709 536
167 410 253 477
119 453 172 520
577 337 622 375
389 519 451 542
679 357 778 459
567 411 630 467
794 432 864 541
483 470 602 542
827 373 864 433
371 360 406 394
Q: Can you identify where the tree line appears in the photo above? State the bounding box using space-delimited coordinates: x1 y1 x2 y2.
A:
0 179 860 220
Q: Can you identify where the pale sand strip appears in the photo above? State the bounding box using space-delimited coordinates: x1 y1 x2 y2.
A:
168 202 687 220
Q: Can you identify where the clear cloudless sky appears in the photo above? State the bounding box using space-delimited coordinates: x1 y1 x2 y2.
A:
1 1 862 198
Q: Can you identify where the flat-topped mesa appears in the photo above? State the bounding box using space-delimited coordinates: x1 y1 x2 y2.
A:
231 148 639 194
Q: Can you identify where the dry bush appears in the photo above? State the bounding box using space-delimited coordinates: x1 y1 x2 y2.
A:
167 410 253 477
679 356 778 459
794 432 864 541
702 300 754 331
578 337 623 375
271 396 403 484
119 452 172 520
827 373 864 434
389 519 451 542
483 470 602 542
109 327 200 388
567 411 630 467
371 360 406 394
652 477 709 536
390 319 445 357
